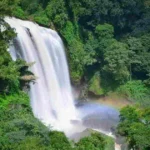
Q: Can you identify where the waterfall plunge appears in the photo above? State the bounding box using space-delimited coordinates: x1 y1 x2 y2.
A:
5 17 77 133
5 17 119 138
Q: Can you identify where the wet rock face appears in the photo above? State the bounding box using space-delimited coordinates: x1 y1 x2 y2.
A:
79 83 89 100
72 83 89 101
115 135 128 150
70 128 92 142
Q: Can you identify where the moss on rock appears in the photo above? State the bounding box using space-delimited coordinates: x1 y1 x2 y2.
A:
89 73 104 96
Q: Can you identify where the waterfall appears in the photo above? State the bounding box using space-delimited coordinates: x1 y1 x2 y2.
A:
5 17 119 139
5 17 77 132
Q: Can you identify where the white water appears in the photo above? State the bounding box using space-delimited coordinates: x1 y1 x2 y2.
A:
5 18 119 142
5 17 77 133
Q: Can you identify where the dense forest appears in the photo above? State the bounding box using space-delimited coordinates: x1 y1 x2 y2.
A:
0 0 150 150
13 0 150 101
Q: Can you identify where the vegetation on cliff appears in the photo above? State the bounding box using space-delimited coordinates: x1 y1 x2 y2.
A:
11 1 150 100
0 1 114 150
0 0 150 150
117 106 150 149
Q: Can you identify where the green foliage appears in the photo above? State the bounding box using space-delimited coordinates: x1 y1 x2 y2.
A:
46 0 68 28
0 89 51 149
103 41 130 83
0 43 18 94
68 39 85 83
129 123 150 150
1 1 150 149
96 24 114 39
0 23 16 43
117 80 150 105
0 96 111 150
75 133 106 150
12 6 27 20
49 131 73 150
103 136 114 150
20 0 38 11
0 91 29 111
13 137 48 150
68 0 145 33
10 0 150 90
33 8 49 26
62 21 92 83
0 0 19 17
89 72 104 95
25 1 39 14
133 1 150 35
84 33 98 65
117 106 150 150
0 1 119 150
0 105 50 150
126 35 150 83
0 53 35 93
0 0 35 94
95 24 116 56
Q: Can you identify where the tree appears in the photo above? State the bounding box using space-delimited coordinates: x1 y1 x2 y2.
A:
75 133 106 150
95 23 114 39
49 131 73 150
117 80 149 106
126 35 150 82
132 0 150 35
0 0 19 93
117 106 150 150
103 41 130 83
95 24 116 57
46 0 68 28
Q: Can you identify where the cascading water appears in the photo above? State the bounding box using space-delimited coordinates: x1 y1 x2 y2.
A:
5 17 119 138
5 17 77 133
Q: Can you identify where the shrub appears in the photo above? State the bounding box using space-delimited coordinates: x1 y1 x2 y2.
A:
12 6 27 20
89 72 104 95
75 133 106 150
117 80 149 103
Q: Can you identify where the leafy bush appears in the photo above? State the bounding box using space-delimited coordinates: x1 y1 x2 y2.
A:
61 21 86 83
117 106 150 150
117 80 149 104
0 91 30 111
104 136 115 150
89 72 104 95
0 101 50 149
33 7 49 26
75 133 106 150
49 131 73 150
12 6 27 20
46 0 68 28
103 41 130 83
14 137 48 150
96 24 114 39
